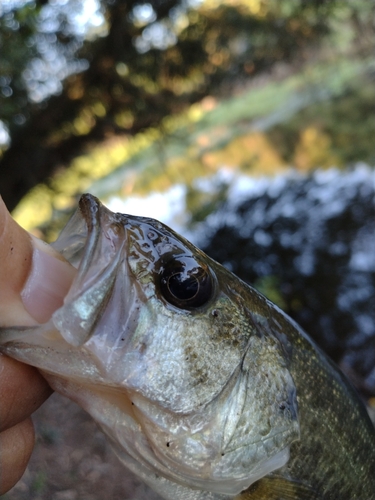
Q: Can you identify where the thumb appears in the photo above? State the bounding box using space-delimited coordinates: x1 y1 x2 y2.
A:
0 196 76 326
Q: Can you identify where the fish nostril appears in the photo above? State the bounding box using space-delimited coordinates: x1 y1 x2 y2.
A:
108 222 124 237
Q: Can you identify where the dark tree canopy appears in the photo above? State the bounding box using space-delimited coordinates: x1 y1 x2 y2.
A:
0 0 373 210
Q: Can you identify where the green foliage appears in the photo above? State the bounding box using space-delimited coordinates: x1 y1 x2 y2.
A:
13 55 372 237
253 275 287 310
1 0 361 210
268 73 375 168
0 1 39 128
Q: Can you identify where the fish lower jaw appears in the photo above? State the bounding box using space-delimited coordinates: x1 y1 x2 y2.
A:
136 443 291 497
99 393 292 497
135 430 291 496
43 374 292 497
121 390 296 496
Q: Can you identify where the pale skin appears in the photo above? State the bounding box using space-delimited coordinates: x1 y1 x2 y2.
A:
0 197 76 494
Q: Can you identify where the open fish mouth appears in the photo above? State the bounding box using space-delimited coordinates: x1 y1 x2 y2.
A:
0 194 300 497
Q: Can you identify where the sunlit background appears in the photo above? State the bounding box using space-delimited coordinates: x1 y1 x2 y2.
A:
0 0 373 234
1 1 374 498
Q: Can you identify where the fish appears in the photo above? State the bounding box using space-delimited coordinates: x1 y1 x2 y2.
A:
0 193 374 500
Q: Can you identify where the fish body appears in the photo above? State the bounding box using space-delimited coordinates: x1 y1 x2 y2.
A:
1 194 374 500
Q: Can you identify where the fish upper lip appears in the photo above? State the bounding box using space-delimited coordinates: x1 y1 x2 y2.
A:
77 194 102 277
51 194 129 347
79 193 101 228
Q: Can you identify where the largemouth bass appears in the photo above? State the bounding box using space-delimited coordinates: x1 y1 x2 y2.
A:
1 194 374 500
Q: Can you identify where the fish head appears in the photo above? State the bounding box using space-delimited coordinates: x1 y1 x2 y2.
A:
0 194 299 496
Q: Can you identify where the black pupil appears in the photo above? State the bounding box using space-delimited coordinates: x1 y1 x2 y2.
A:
159 256 213 309
168 272 199 300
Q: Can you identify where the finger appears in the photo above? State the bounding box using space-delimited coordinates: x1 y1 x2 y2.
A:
0 417 35 495
0 196 76 326
0 196 35 326
21 235 77 323
0 355 52 432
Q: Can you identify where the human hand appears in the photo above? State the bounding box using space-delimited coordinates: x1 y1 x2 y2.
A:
0 197 76 494
0 355 52 494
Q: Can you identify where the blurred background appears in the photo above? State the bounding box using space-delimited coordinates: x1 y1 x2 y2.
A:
1 0 374 498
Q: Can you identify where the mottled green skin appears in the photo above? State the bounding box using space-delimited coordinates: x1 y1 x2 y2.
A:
222 274 375 500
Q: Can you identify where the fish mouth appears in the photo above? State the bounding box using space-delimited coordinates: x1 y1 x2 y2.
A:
4 193 147 425
51 194 129 347
0 194 135 379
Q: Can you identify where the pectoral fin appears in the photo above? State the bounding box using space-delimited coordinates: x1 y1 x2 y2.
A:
235 475 321 500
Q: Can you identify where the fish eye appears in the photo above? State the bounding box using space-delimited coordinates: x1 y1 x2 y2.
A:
159 256 213 310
